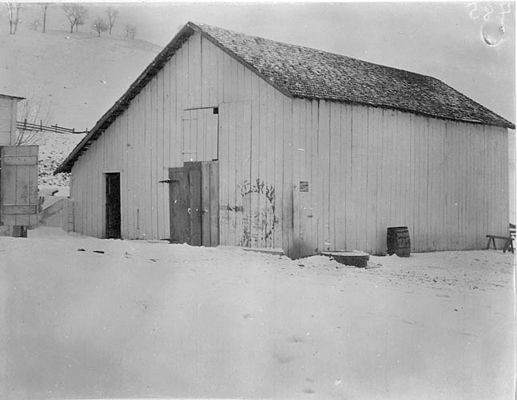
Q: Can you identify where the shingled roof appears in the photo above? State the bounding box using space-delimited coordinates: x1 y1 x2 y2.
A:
55 22 514 174
199 23 513 128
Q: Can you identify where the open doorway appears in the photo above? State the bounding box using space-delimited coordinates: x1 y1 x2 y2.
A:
105 173 121 238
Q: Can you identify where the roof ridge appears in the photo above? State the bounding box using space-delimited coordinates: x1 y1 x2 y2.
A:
193 22 513 129
193 22 437 83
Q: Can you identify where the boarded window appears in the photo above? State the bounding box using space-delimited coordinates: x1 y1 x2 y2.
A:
182 108 219 162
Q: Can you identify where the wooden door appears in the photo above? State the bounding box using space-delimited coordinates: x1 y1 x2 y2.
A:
105 173 121 238
169 161 219 246
169 167 191 244
0 145 39 227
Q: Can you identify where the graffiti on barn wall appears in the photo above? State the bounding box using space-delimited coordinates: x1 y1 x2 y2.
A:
234 179 278 247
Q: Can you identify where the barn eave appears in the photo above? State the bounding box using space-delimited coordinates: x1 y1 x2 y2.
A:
292 94 514 130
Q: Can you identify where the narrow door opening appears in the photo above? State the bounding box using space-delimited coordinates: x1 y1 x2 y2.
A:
105 173 121 238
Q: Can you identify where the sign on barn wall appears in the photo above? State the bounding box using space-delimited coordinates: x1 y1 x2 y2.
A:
0 145 39 228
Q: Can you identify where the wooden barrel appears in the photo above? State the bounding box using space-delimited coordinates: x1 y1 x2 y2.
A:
387 226 411 257
12 225 27 238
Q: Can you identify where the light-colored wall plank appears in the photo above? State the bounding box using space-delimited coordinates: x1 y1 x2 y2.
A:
290 100 509 255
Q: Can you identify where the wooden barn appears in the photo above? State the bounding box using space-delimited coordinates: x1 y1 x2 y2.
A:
55 22 514 258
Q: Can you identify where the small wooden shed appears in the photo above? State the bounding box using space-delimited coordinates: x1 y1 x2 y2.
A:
55 22 514 258
0 93 39 236
0 93 23 146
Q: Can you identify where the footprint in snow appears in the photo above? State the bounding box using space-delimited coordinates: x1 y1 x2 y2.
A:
287 335 304 343
273 353 294 364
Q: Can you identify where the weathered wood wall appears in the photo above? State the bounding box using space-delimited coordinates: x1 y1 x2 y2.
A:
71 32 294 250
0 97 17 146
291 99 509 257
0 145 39 227
70 32 509 257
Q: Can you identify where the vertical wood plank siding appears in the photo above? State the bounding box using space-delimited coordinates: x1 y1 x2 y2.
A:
71 32 295 248
70 31 508 257
292 100 509 257
0 97 18 145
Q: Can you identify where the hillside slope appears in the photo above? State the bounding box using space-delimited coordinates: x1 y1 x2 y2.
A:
0 29 161 129
20 131 85 188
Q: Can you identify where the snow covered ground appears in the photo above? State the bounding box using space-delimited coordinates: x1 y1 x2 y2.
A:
1 227 514 399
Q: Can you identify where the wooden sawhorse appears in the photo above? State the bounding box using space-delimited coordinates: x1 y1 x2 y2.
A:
486 235 514 253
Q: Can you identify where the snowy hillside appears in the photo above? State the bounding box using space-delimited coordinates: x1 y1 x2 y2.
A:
1 227 514 399
0 28 161 129
1 26 160 191
20 131 84 187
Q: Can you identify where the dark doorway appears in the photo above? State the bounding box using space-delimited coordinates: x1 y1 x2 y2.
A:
169 161 219 246
105 173 121 238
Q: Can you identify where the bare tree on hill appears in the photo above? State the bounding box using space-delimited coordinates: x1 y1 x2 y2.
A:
124 23 136 40
75 13 86 32
6 1 21 35
92 17 108 37
41 3 49 33
16 97 54 145
62 4 87 33
30 19 41 31
105 6 118 35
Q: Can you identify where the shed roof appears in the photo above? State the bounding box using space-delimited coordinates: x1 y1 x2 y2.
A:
0 93 25 101
55 22 514 174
